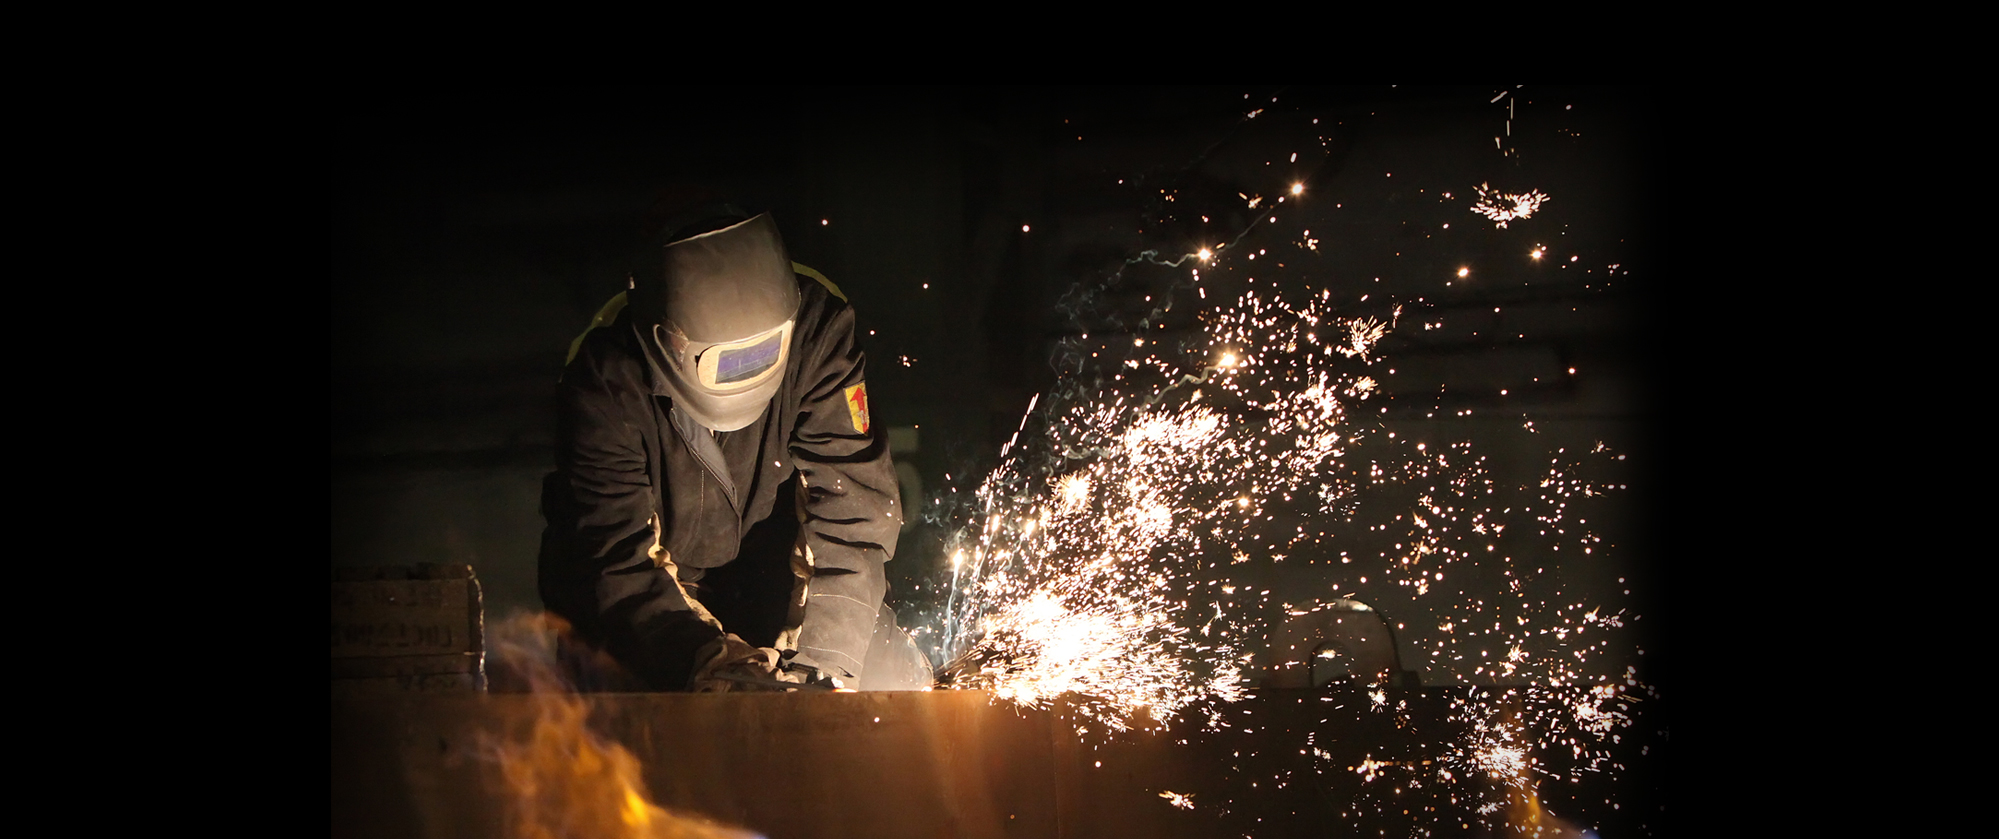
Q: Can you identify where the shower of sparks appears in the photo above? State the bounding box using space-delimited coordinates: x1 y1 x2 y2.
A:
933 273 1642 755
1158 790 1196 809
917 89 1648 833
937 284 1407 728
1469 183 1549 229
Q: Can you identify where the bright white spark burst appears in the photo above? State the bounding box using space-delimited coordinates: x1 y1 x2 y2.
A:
1469 183 1549 229
939 287 1393 727
924 101 1645 828
1474 744 1528 780
937 280 1639 751
1336 309 1398 361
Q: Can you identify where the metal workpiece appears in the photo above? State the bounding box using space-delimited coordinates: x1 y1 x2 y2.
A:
336 690 1064 839
333 686 1648 839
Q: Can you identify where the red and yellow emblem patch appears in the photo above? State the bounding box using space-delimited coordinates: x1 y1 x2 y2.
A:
843 383 871 434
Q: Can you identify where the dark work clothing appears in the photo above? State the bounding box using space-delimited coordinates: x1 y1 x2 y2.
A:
538 274 900 689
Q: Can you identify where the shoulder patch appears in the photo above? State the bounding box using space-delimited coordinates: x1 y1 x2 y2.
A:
842 382 871 434
792 262 847 302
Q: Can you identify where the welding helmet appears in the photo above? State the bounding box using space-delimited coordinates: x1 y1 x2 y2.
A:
631 211 800 432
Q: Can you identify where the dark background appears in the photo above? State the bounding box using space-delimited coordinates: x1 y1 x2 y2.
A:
332 85 1664 690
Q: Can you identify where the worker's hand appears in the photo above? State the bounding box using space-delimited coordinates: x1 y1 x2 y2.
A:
689 633 798 692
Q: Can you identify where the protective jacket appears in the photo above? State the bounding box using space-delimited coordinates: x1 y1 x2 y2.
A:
538 269 899 689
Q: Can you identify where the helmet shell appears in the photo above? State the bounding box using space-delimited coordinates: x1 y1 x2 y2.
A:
633 213 800 431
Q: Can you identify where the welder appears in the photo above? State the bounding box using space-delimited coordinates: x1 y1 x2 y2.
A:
538 200 928 692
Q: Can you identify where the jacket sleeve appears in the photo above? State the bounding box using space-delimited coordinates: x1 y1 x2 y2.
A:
787 291 901 681
538 338 723 689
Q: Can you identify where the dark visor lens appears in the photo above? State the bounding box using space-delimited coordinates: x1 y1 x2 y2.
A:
713 332 783 384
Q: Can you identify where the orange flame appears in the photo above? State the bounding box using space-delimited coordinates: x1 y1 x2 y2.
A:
486 614 758 839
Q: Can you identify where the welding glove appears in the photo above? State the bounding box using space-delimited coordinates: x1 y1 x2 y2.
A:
776 650 851 691
688 633 802 692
